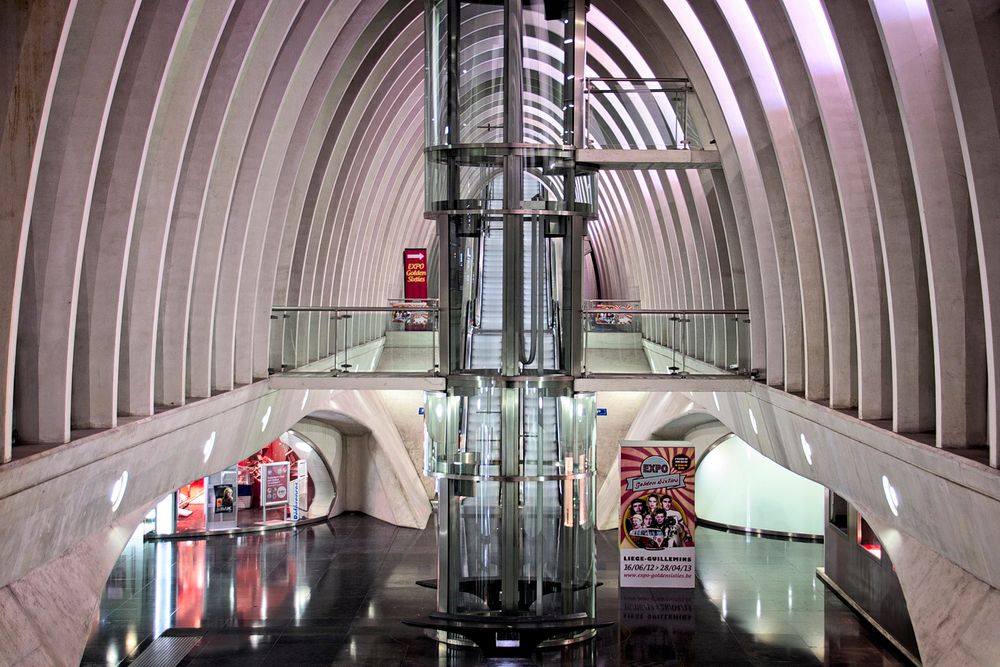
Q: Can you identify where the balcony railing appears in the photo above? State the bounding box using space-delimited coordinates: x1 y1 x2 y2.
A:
270 300 440 375
582 306 750 376
584 77 705 150
269 301 748 378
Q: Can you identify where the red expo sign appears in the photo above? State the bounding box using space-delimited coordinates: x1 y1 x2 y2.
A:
404 248 428 299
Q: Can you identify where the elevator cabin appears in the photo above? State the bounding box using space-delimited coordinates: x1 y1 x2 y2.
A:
412 0 605 653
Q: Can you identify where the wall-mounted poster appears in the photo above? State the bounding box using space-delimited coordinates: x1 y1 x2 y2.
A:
620 442 696 588
214 484 235 514
262 462 289 507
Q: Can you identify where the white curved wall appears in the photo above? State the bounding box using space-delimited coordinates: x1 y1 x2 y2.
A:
695 434 825 536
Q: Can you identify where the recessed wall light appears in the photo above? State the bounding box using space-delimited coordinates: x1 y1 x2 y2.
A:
747 408 758 435
301 390 309 410
110 471 129 512
799 433 812 465
203 431 216 462
881 475 900 516
260 406 272 432
713 392 720 411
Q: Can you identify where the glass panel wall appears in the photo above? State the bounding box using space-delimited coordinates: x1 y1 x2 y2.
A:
425 147 595 213
421 0 596 648
424 385 595 620
425 0 506 147
522 0 574 145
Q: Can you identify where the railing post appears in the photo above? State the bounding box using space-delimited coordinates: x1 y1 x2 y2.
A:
330 310 340 374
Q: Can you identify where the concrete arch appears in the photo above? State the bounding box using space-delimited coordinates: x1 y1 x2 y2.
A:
187 0 311 397
294 412 428 528
822 0 935 435
165 0 275 402
595 392 721 529
927 0 1000 462
865 512 1000 665
0 0 72 461
774 0 892 420
0 504 151 666
0 387 425 666
869 0 986 447
15 0 140 444
118 0 235 418
2 1 1000 663
72 0 189 430
2 0 993 464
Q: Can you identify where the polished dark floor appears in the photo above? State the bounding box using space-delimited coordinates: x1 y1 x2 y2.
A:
82 514 907 666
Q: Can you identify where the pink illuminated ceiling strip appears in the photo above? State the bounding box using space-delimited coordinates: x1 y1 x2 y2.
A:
661 0 769 217
714 0 789 113
587 5 684 144
780 0 844 77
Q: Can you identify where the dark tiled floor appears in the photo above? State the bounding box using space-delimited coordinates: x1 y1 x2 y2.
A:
82 514 908 666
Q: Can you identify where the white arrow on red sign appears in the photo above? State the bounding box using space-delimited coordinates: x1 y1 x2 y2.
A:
406 250 426 261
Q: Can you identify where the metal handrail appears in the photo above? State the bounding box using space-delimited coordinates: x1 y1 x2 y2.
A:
580 306 751 376
583 308 748 316
551 298 562 370
271 304 439 374
587 76 693 84
272 304 439 313
586 78 694 96
475 222 489 327
520 215 541 367
583 76 698 151
464 299 475 369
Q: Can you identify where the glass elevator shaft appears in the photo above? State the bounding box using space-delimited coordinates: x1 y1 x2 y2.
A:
422 0 599 645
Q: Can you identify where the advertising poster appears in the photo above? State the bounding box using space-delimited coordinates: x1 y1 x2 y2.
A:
290 478 300 521
296 460 308 511
390 300 430 331
403 248 428 300
214 484 235 514
620 442 696 588
262 462 289 507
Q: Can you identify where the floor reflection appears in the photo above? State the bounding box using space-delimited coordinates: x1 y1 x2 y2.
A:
83 515 907 666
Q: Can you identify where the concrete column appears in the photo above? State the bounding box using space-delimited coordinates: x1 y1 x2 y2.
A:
869 0 988 448
0 506 148 667
16 0 140 444
928 0 1000 465
867 514 1000 666
0 0 72 458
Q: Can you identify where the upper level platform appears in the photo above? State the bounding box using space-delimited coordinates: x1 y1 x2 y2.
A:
575 148 721 170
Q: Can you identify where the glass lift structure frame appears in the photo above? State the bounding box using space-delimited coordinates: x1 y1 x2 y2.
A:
407 0 609 654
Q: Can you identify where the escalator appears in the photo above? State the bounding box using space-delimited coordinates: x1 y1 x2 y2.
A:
466 217 560 464
459 216 563 574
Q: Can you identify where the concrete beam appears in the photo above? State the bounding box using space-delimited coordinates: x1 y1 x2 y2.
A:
268 373 446 391
574 375 751 392
575 148 722 169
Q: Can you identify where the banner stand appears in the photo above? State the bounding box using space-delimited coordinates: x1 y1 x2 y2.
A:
619 441 696 588
261 462 290 525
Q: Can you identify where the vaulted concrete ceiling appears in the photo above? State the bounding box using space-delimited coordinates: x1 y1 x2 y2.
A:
2 0 998 471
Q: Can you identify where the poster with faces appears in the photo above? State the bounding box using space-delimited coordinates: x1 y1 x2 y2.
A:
620 442 696 588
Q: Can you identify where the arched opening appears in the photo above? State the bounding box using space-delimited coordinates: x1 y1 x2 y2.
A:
79 407 430 664
600 404 919 664
144 428 337 539
695 433 825 539
821 492 920 662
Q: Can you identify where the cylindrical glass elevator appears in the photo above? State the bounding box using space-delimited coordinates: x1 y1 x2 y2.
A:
421 0 600 648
